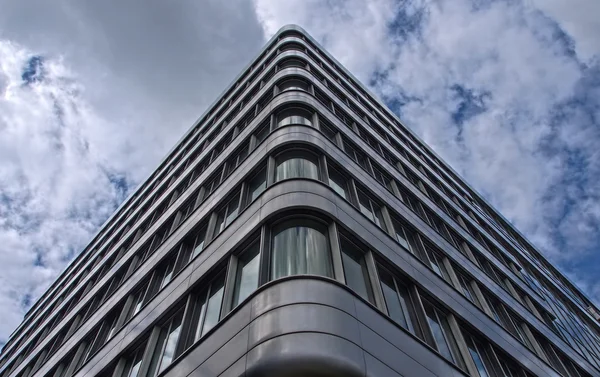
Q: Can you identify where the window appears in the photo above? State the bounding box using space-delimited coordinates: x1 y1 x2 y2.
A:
423 300 463 367
377 266 417 334
125 283 149 323
423 243 451 282
485 296 505 325
356 189 385 229
506 313 533 350
225 143 249 177
192 274 225 342
456 272 479 307
327 164 350 200
232 243 261 308
246 167 267 204
278 79 309 92
372 165 393 191
463 331 495 377
89 310 120 357
319 117 338 143
339 236 373 302
279 58 306 69
151 309 184 375
122 342 145 377
201 173 221 202
391 217 413 252
253 120 270 146
343 140 369 171
215 193 240 235
275 151 319 181
276 108 312 128
190 225 207 260
271 219 332 279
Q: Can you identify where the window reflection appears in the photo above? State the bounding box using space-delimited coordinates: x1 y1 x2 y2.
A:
216 194 240 235
247 167 267 203
327 164 348 200
232 244 261 307
423 301 463 367
155 310 183 374
378 266 416 334
193 275 225 342
357 189 385 229
340 237 372 302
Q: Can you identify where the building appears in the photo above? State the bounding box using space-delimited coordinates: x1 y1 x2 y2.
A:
1 24 599 377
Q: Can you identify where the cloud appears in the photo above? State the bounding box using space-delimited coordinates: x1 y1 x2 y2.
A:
252 0 600 304
0 0 598 353
0 0 264 344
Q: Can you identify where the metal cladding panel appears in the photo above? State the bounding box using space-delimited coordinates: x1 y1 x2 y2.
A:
245 332 366 377
161 277 468 377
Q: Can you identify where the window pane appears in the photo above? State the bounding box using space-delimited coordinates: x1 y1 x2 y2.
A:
271 223 332 279
233 244 261 307
279 79 309 92
277 108 312 128
424 304 455 363
123 344 146 377
217 195 240 234
157 312 183 373
468 346 490 377
379 269 411 331
425 246 449 281
464 334 496 377
328 166 348 199
191 226 207 259
248 168 266 202
127 347 144 377
254 122 270 145
201 277 224 337
127 288 146 321
340 238 372 302
392 218 411 252
276 156 319 181
458 275 475 303
358 191 376 222
159 260 175 290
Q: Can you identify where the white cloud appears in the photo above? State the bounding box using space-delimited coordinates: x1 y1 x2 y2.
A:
530 0 600 62
252 0 600 303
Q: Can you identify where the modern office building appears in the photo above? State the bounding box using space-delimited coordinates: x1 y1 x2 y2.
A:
2 25 600 377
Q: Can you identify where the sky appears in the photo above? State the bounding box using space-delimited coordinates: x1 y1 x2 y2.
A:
0 0 598 346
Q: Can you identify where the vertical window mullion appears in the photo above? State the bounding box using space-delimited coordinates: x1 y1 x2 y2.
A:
328 222 345 285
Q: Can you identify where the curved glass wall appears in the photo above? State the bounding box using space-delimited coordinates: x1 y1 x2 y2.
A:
275 152 319 181
279 58 307 69
271 220 332 279
276 108 313 128
278 79 309 93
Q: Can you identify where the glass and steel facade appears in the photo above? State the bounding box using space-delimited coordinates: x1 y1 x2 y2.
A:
1 25 599 377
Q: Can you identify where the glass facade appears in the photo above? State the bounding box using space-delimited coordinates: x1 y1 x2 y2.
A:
2 26 597 377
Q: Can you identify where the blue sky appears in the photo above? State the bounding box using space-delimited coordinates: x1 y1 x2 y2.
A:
0 0 598 345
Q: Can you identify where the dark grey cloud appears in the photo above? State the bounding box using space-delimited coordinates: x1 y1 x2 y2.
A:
0 0 264 343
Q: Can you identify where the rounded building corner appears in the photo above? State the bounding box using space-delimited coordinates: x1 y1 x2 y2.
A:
245 332 366 377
